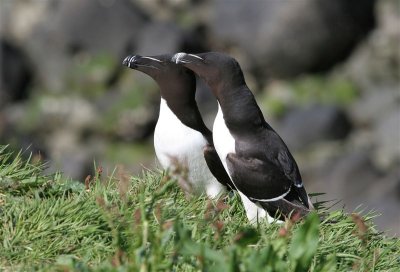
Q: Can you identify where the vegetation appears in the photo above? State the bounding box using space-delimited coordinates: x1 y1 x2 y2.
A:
0 146 398 271
260 75 358 117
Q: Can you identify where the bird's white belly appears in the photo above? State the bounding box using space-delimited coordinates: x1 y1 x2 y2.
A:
213 104 270 222
154 98 224 197
213 105 236 171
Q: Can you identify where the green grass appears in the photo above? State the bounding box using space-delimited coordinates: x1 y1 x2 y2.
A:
0 145 399 271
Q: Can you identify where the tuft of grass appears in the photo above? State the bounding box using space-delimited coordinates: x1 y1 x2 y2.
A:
0 145 399 271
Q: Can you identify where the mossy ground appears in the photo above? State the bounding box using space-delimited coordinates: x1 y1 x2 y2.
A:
0 146 398 271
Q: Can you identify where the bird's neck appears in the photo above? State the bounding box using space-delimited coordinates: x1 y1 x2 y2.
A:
160 96 212 143
215 85 265 133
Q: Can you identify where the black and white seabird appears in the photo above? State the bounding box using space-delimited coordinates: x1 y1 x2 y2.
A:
122 54 233 197
174 52 314 222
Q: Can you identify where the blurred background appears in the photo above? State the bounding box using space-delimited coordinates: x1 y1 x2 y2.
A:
0 0 398 235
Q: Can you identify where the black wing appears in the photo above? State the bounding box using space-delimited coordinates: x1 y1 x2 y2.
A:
264 129 311 209
276 150 311 208
258 197 312 221
203 144 235 191
226 152 312 219
226 153 292 201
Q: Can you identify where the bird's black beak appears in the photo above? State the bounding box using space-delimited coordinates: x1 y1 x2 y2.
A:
122 55 140 69
122 55 162 70
172 52 204 65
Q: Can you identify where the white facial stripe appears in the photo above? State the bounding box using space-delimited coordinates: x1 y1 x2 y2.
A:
141 56 162 62
248 187 291 202
188 54 203 60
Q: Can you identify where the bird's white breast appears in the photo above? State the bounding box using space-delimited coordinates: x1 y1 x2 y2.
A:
213 103 268 222
212 104 236 171
154 98 224 197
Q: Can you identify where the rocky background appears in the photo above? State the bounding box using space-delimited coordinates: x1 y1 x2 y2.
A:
0 0 398 235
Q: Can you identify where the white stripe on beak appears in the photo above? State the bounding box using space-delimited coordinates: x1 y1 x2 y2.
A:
141 56 162 62
188 54 203 60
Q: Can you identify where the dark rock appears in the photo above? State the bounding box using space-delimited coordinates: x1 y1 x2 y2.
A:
44 143 93 181
181 24 211 53
278 105 352 150
327 151 382 201
350 88 399 126
136 22 185 56
44 128 97 181
373 109 400 169
114 106 159 142
333 154 400 237
0 106 49 162
365 167 400 236
344 0 399 91
26 96 97 132
23 0 149 91
212 0 375 79
51 0 148 55
0 39 32 106
136 22 210 56
305 150 400 236
303 150 382 208
212 0 281 46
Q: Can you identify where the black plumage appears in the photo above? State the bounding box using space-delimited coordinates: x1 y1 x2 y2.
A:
175 52 313 220
122 54 234 192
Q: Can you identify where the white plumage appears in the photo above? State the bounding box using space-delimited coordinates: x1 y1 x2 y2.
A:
154 98 225 198
213 104 280 223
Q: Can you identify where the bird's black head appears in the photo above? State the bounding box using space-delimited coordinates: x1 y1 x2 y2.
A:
173 52 246 93
123 53 196 95
122 54 173 78
122 53 197 109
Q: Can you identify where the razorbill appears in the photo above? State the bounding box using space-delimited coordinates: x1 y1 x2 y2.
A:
122 54 233 198
174 52 314 222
